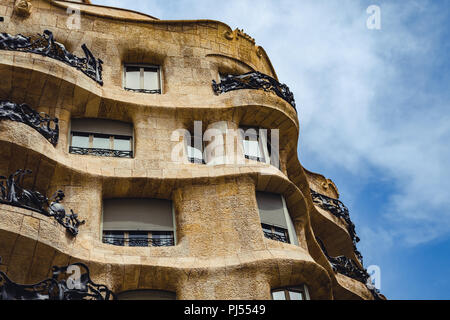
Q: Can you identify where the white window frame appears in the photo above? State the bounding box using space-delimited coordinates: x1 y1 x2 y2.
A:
123 64 163 94
271 285 310 300
240 127 271 164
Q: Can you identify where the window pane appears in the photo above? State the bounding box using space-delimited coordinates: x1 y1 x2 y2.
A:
125 67 141 90
71 133 89 148
128 231 149 247
103 231 125 246
272 291 286 300
152 231 174 246
114 137 132 151
243 139 264 160
288 291 304 300
93 135 111 149
187 146 203 163
143 68 160 91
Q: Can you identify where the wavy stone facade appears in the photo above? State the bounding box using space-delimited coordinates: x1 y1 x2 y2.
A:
0 0 384 300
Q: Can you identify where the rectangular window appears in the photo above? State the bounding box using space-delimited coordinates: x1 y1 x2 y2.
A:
124 65 161 94
69 119 134 158
256 192 299 245
102 199 176 247
271 286 310 300
240 127 270 163
186 131 205 164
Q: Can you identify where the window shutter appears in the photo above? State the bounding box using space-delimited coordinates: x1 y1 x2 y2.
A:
71 119 133 136
103 199 173 231
256 192 288 229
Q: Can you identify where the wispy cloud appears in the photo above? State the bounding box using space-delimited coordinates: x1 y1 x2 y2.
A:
92 0 450 250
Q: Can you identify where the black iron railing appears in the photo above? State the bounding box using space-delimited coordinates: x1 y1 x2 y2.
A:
310 189 363 264
124 87 161 94
316 237 384 300
263 230 289 243
0 30 103 85
0 170 84 236
0 100 59 146
0 257 114 300
69 146 133 158
102 236 175 247
212 72 296 111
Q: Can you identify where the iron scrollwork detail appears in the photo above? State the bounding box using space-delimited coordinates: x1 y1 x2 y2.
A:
310 189 363 264
0 100 59 146
212 71 297 111
69 146 133 158
0 29 103 85
0 257 115 300
0 169 84 236
316 237 384 300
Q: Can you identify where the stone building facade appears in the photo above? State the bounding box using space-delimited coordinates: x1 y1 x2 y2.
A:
0 0 384 300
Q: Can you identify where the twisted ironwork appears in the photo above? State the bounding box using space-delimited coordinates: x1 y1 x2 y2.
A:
0 257 115 300
124 87 161 94
0 169 84 236
102 236 175 247
310 189 363 264
212 72 296 110
316 237 384 300
69 146 133 158
263 230 289 243
0 30 103 85
0 100 59 146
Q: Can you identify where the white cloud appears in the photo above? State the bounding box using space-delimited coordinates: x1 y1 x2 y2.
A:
92 0 450 248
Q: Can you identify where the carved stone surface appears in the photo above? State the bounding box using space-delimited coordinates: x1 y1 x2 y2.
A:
0 100 59 146
14 0 32 17
0 29 103 85
212 71 296 110
0 170 84 236
0 257 115 300
316 237 384 300
310 189 364 264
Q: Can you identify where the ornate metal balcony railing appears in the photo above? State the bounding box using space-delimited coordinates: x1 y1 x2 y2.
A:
0 169 84 236
0 257 115 300
0 100 59 146
0 30 103 85
310 189 363 264
263 230 289 243
69 146 133 158
316 237 384 300
212 72 296 111
102 236 175 247
124 87 161 94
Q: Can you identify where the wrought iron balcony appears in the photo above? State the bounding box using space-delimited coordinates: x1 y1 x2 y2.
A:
102 235 175 247
0 100 59 146
0 257 114 300
212 72 296 111
316 237 384 300
0 30 103 85
310 189 363 264
124 87 161 94
69 146 133 158
263 231 289 243
0 169 84 236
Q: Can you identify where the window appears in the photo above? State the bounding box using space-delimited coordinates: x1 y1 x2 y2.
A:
271 285 310 300
240 127 271 163
102 198 176 247
124 65 161 94
70 119 133 158
256 192 299 245
117 290 176 300
185 130 205 164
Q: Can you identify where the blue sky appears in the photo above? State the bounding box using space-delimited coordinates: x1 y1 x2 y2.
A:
92 0 450 299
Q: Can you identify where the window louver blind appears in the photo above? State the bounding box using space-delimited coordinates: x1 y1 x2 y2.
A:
103 199 173 231
71 119 133 136
256 192 288 229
